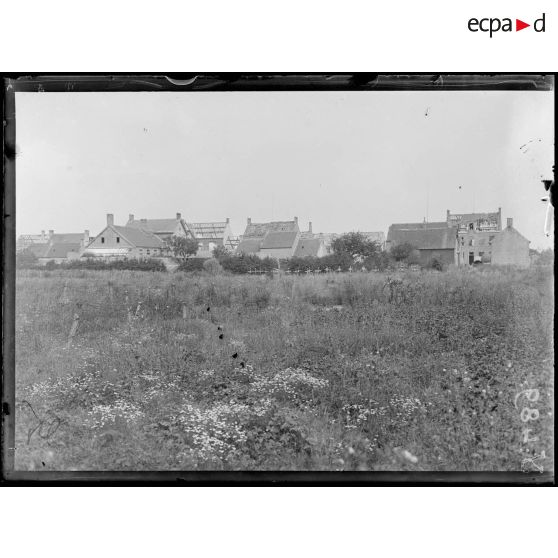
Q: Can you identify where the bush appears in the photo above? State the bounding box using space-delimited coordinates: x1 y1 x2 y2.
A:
203 258 224 275
177 258 207 272
429 258 443 271
40 258 167 272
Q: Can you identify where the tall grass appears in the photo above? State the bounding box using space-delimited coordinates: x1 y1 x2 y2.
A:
14 267 554 471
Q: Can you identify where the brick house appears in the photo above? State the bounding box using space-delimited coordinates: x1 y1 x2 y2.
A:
237 217 301 258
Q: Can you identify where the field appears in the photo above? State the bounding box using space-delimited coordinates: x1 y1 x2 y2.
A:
14 266 554 472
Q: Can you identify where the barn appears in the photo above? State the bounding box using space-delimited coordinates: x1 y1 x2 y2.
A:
386 222 457 267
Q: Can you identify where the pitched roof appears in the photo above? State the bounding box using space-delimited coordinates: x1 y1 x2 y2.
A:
112 226 165 248
25 244 50 257
42 242 81 258
261 231 299 249
237 238 262 254
294 238 323 257
50 233 84 243
389 222 448 231
127 218 181 234
387 226 457 250
243 220 299 238
187 222 228 239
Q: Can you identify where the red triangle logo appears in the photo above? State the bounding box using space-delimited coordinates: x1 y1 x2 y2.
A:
516 19 530 31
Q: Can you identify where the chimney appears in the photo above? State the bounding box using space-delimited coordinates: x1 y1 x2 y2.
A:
41 230 46 241
507 217 513 229
48 229 54 238
308 221 313 233
226 217 230 224
247 217 252 225
83 229 89 243
176 212 182 220
446 209 450 222
107 214 114 226
294 216 298 225
129 214 134 222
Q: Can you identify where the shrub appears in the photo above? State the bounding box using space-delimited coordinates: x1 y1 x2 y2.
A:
203 258 224 275
177 258 207 272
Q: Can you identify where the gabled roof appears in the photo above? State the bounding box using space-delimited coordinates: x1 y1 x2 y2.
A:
494 226 530 244
389 222 448 231
243 220 299 238
294 238 323 257
387 225 457 250
237 238 263 254
25 244 50 257
127 218 182 234
187 222 228 239
261 231 299 249
50 233 84 243
41 242 81 258
112 226 165 248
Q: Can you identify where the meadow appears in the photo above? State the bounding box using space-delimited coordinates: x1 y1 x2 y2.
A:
14 265 554 472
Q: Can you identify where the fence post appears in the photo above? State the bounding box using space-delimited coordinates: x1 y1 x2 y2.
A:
66 313 80 349
60 284 70 304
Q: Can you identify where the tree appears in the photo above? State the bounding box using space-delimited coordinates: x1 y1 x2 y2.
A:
331 232 380 262
390 242 416 262
212 244 230 261
165 235 199 259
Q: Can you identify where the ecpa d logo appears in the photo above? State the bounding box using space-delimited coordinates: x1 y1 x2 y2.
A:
468 13 546 37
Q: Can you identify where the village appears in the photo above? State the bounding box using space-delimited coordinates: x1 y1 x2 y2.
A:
17 206 533 269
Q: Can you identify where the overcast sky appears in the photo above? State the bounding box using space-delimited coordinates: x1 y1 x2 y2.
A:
16 90 554 250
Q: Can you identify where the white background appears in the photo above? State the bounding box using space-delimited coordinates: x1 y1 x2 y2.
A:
1 0 555 555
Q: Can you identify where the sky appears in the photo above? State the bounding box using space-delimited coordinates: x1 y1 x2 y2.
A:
15 89 554 250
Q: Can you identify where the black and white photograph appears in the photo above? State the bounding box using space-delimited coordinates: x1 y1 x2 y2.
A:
4 74 555 479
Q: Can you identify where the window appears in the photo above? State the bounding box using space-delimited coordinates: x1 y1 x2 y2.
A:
489 235 495 245
116 237 120 243
468 223 474 231
101 237 105 243
468 239 473 246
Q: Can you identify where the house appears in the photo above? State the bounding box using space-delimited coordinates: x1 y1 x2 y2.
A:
295 222 328 258
386 222 457 267
35 230 93 265
126 213 191 241
126 213 235 257
491 218 530 267
237 217 301 257
82 214 166 259
16 230 50 252
186 219 235 257
388 208 531 268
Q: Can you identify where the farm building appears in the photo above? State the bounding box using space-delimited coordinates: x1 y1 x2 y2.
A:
82 214 166 259
388 208 531 268
386 222 457 267
126 213 236 257
25 230 94 264
16 230 50 252
237 217 301 257
186 219 236 257
126 213 191 241
491 218 530 267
